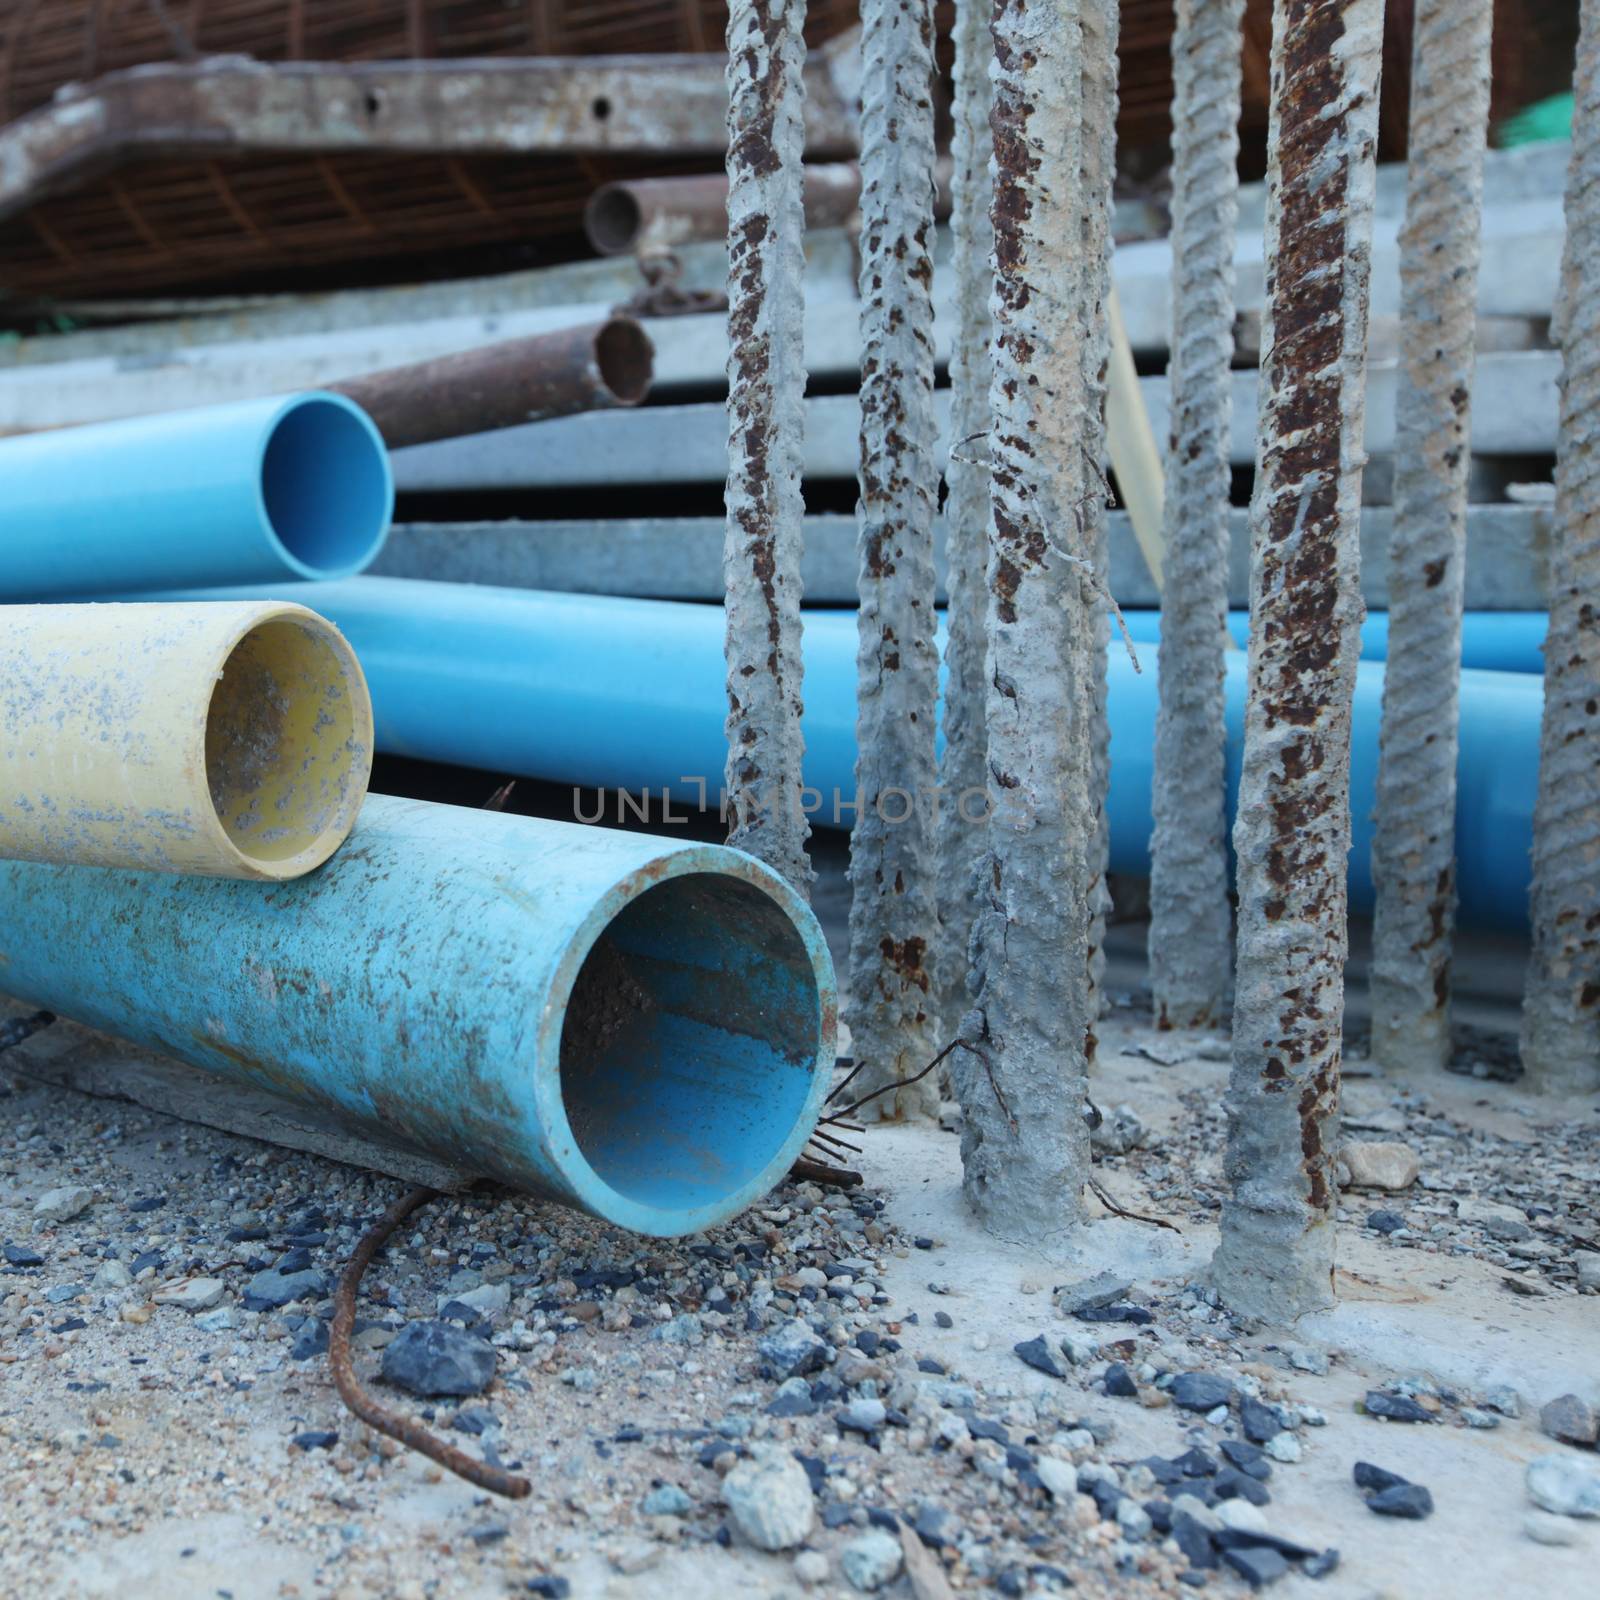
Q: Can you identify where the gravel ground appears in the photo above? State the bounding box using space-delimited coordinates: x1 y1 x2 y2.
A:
1 1003 1597 1600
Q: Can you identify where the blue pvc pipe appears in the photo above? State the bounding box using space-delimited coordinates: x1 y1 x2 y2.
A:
1121 609 1548 674
0 393 394 600
0 794 835 1236
154 578 1541 931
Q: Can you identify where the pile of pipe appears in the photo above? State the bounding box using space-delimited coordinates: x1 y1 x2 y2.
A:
0 391 835 1237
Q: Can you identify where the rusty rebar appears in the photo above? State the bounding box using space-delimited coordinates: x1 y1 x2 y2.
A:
1369 0 1493 1075
1078 0 1121 1059
1147 0 1245 1030
329 1185 532 1501
327 319 653 450
584 161 953 256
1211 0 1383 1321
843 0 942 1123
721 0 814 895
1522 0 1600 1096
958 0 1095 1240
933 0 994 1047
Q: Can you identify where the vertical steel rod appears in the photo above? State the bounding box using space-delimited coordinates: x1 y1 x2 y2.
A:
1148 0 1245 1029
844 0 943 1120
1078 0 1120 1057
1370 0 1493 1074
1522 0 1600 1096
722 0 814 895
958 0 1093 1237
934 0 995 1046
1211 0 1383 1320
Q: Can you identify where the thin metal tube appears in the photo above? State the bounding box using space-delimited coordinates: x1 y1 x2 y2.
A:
844 0 942 1122
1148 0 1245 1029
1211 0 1384 1321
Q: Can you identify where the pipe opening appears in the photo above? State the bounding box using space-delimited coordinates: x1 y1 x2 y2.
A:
584 185 643 255
559 873 822 1216
594 318 654 407
260 396 392 578
205 616 371 872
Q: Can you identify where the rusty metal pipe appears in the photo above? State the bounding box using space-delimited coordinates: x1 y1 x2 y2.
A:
326 319 654 451
585 160 953 256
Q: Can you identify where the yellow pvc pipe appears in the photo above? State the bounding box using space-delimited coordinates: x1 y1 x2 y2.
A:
0 602 372 880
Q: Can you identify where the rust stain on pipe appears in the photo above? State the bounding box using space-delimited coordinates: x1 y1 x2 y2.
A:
1212 0 1383 1323
327 318 653 450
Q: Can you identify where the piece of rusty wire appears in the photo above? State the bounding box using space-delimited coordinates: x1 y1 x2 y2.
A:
960 0 1096 1240
1211 0 1384 1321
844 0 943 1124
720 0 814 896
1521 0 1600 1095
1147 0 1245 1030
933 0 995 1049
0 1010 54 1054
1369 0 1493 1076
329 1184 533 1500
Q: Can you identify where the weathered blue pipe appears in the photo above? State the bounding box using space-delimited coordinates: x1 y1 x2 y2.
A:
0 794 835 1236
1121 608 1547 674
149 578 1541 929
0 393 393 600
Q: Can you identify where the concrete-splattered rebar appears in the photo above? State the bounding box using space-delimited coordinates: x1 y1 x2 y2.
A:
933 0 994 1046
844 0 942 1120
721 0 813 895
1078 0 1120 1055
1370 0 1492 1074
958 0 1094 1239
1147 0 1245 1030
1211 0 1383 1321
1522 0 1600 1096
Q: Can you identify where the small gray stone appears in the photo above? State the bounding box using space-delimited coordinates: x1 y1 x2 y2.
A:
641 1484 692 1517
1285 1344 1329 1375
722 1446 815 1551
91 1260 132 1291
1115 1498 1152 1539
1540 1394 1600 1448
242 1266 328 1313
439 1281 510 1317
1055 1272 1132 1315
1525 1511 1581 1547
1014 1336 1067 1379
45 1283 86 1304
1527 1454 1600 1518
1090 1104 1146 1155
1264 1432 1302 1464
651 1313 704 1346
1576 1253 1600 1293
1339 1141 1419 1191
194 1307 238 1333
758 1319 829 1379
793 1550 830 1586
33 1186 93 1224
838 1398 887 1434
1482 1384 1523 1418
1036 1457 1077 1498
381 1320 497 1398
1059 1331 1100 1366
1460 1408 1500 1430
840 1529 903 1592
1215 1498 1267 1534
152 1277 226 1313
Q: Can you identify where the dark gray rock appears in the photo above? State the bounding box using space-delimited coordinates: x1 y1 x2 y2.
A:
1172 1511 1218 1570
242 1266 328 1312
1540 1394 1600 1448
292 1430 338 1451
1220 1544 1290 1586
1014 1336 1067 1379
757 1319 828 1379
3 1243 44 1267
1366 1483 1434 1519
1304 1549 1340 1579
1104 1362 1139 1398
290 1320 330 1362
381 1320 497 1397
912 1502 959 1548
1214 1468 1271 1507
1352 1461 1410 1494
1366 1210 1405 1234
1364 1389 1434 1423
1172 1372 1235 1412
1240 1396 1286 1443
